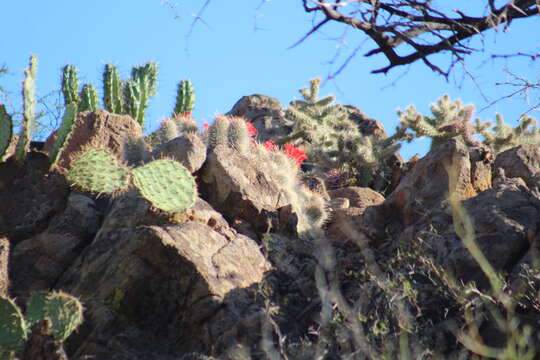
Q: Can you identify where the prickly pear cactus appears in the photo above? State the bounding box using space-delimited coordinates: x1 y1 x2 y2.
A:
0 296 27 355
67 147 131 194
25 291 84 342
173 79 195 116
79 84 99 112
49 103 78 169
131 159 197 213
61 64 80 105
0 104 13 162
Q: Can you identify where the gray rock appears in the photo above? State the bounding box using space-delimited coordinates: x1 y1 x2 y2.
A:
493 144 540 188
151 133 207 173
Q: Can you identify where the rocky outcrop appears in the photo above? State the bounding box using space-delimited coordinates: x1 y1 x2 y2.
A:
56 192 270 359
43 110 143 173
227 95 290 142
151 133 206 173
493 144 540 188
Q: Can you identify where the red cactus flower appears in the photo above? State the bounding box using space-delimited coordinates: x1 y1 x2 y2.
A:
284 143 307 167
202 121 209 131
246 121 257 138
263 139 276 152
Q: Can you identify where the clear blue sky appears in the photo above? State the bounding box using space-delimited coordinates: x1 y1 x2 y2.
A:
1 1 539 160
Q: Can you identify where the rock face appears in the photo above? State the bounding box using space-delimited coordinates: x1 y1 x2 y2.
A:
10 193 100 299
57 192 270 359
493 144 540 188
151 133 207 173
227 95 290 142
44 110 143 172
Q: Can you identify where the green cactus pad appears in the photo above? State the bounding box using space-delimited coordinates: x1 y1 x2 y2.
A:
131 159 197 213
0 104 13 162
67 147 131 195
25 291 84 342
0 296 27 353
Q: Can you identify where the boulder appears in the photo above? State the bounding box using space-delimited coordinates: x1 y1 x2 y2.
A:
57 193 270 359
44 110 143 173
10 193 100 299
151 133 207 173
493 144 540 188
406 177 540 287
227 95 290 142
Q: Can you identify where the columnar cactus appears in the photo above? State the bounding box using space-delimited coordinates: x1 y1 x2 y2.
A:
68 147 197 213
79 84 99 112
49 103 78 169
0 104 13 162
15 54 38 164
125 62 159 126
61 64 80 106
103 63 124 114
172 79 195 117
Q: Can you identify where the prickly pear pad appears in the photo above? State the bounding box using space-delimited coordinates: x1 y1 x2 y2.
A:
25 291 84 342
131 159 197 213
67 148 131 195
0 296 27 353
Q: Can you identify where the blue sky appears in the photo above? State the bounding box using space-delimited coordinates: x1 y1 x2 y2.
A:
1 1 539 160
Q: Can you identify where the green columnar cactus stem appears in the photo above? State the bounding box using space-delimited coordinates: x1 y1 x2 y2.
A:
15 54 37 164
49 103 78 169
103 64 123 114
0 104 13 162
67 147 131 194
0 296 27 355
79 84 99 112
61 64 80 105
173 79 195 116
126 62 159 126
131 159 197 213
25 291 84 342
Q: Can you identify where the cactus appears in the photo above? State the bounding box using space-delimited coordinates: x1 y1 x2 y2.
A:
399 94 480 150
173 115 199 134
79 83 99 112
61 64 80 105
131 158 197 213
0 296 27 355
0 104 13 162
208 115 231 151
49 103 78 169
125 62 159 126
68 147 197 213
227 117 251 153
15 54 37 164
25 291 84 342
67 147 131 194
172 79 195 117
475 113 540 153
103 63 123 114
156 117 179 144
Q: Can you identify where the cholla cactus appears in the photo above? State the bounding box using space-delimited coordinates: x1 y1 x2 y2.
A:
475 113 540 153
399 94 481 150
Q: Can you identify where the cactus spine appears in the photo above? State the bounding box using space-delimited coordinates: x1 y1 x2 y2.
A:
173 79 195 117
79 84 99 112
207 115 253 153
15 54 37 164
61 64 80 105
103 63 123 114
68 147 197 213
0 104 13 162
